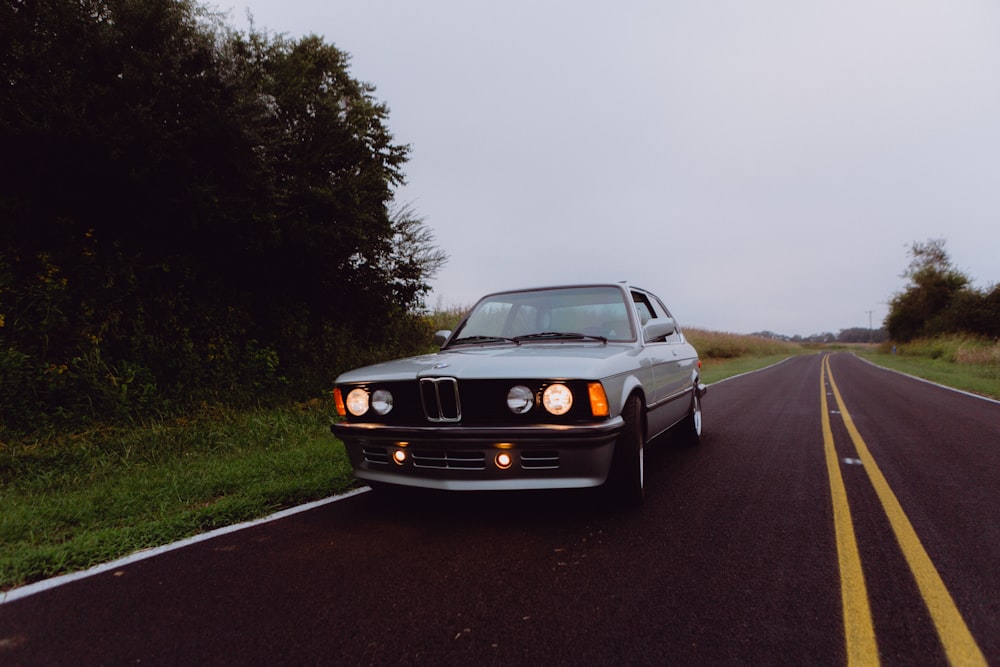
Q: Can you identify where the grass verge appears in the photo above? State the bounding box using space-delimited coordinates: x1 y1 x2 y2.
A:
0 401 356 592
856 336 1000 400
699 353 802 384
685 328 808 384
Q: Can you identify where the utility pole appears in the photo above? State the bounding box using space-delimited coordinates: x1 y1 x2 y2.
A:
865 310 873 343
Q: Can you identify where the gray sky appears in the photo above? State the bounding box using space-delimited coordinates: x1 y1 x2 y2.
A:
230 0 1000 336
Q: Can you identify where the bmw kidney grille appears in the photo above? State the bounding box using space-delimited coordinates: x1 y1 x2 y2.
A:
420 377 461 422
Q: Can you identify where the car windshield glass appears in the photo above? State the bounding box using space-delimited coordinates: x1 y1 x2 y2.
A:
449 286 634 345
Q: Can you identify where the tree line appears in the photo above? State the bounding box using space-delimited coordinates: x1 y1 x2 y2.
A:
0 0 446 431
752 328 890 345
886 239 999 343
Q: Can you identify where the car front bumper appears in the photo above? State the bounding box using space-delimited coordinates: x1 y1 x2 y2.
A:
332 418 624 491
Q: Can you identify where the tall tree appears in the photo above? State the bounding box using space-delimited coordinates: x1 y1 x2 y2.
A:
885 239 970 342
1 0 446 428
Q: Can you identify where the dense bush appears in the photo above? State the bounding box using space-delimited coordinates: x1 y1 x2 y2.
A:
0 0 445 432
886 239 997 342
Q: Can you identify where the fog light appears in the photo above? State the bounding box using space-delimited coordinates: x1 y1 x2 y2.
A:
495 452 513 469
393 449 407 465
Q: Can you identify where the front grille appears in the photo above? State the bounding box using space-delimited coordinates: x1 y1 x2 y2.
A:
420 377 461 422
521 451 560 470
411 449 485 470
363 447 390 464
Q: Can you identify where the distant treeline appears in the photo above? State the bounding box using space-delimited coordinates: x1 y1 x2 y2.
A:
0 0 446 431
752 328 890 345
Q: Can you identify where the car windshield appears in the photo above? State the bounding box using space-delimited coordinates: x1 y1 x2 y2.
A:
450 286 635 345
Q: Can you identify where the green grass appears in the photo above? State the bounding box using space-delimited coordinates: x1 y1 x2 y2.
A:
0 401 356 592
684 328 809 384
856 336 1000 400
699 353 804 384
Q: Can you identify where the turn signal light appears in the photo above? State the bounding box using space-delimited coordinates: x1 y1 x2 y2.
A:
588 382 609 417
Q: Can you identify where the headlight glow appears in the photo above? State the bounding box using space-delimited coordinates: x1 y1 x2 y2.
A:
506 385 534 414
542 383 573 415
371 389 393 415
345 388 370 416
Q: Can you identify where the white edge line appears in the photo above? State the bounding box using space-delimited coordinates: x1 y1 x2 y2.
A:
707 355 797 387
854 354 1000 405
0 486 371 606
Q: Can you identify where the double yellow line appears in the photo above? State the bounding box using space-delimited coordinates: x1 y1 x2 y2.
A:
820 354 986 667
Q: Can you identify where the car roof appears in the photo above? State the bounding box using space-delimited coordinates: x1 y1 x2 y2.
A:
479 282 641 296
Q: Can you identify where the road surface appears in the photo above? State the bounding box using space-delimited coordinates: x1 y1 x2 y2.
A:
1 352 997 665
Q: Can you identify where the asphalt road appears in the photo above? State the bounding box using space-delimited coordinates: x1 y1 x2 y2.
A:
2 353 998 665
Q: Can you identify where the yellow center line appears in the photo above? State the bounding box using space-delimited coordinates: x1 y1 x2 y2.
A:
824 355 987 667
821 355 879 666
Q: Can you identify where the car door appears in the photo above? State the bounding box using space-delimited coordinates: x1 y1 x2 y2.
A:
630 290 678 437
654 294 699 425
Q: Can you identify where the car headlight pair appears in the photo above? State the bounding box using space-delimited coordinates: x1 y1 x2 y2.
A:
509 383 610 417
344 388 393 417
336 381 609 419
507 384 573 416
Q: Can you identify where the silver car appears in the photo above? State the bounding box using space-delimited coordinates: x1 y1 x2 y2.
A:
332 283 706 505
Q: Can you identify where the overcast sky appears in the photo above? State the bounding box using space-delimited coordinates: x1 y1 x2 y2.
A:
229 0 999 336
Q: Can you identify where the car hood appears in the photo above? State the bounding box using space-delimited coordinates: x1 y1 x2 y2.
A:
335 343 640 383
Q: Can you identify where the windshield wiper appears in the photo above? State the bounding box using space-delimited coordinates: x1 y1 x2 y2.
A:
449 335 521 346
513 331 608 343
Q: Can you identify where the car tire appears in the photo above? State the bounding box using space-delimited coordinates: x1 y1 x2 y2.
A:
607 395 645 507
678 389 702 446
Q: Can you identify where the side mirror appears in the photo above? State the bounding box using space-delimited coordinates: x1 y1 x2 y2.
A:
434 330 452 347
643 318 676 342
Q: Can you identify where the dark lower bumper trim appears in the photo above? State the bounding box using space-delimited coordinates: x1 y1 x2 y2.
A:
332 417 624 444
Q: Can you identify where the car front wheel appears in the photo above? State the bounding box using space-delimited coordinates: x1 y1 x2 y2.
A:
607 395 645 507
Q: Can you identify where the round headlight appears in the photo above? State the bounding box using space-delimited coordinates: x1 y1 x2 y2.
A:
345 388 370 416
542 384 573 415
507 385 534 414
371 389 393 415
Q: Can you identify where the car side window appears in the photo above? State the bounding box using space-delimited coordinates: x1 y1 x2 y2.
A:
634 301 653 325
633 291 683 344
651 296 683 343
631 292 664 342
